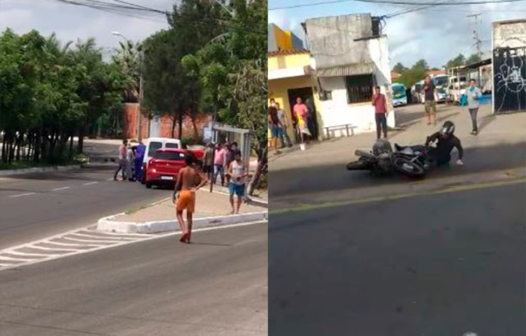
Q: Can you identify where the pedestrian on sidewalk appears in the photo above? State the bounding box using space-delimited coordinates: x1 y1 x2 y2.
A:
372 86 388 140
276 102 292 148
423 75 437 125
174 155 208 244
213 143 227 186
134 141 146 182
203 142 214 180
466 79 482 135
113 139 128 181
269 99 282 154
293 97 310 146
228 151 249 214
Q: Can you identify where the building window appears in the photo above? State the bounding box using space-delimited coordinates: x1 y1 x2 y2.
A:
319 90 332 101
345 74 374 104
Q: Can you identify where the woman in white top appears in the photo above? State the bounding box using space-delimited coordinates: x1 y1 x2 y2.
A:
228 151 249 214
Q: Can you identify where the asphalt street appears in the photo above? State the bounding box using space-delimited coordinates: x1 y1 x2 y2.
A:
270 140 526 199
0 223 268 336
269 182 526 336
0 164 172 249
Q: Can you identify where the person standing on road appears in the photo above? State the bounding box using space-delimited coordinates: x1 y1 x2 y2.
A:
268 99 282 154
228 151 249 214
276 102 292 148
372 86 388 140
174 155 208 244
114 139 128 181
423 75 437 125
126 144 135 181
203 142 214 180
213 143 227 186
134 141 146 182
466 79 482 135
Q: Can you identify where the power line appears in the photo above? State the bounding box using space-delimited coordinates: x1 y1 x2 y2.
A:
269 0 526 11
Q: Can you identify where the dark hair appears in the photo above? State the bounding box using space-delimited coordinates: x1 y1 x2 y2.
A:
123 139 128 144
232 142 238 147
185 155 194 166
275 102 280 107
375 86 381 90
270 98 275 103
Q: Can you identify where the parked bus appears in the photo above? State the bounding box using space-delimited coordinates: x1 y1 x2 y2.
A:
391 83 407 107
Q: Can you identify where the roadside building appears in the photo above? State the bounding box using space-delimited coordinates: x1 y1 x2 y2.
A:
268 24 304 52
492 18 526 113
304 13 396 138
268 48 321 144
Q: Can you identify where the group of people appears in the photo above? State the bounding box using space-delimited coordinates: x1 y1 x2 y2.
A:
371 75 482 141
202 141 243 187
114 139 146 182
268 97 317 153
174 143 249 244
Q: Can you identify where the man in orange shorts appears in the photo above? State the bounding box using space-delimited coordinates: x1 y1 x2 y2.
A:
174 155 207 244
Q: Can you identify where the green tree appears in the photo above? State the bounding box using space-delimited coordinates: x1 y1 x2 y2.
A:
412 59 429 71
445 54 466 69
465 53 481 65
393 62 407 74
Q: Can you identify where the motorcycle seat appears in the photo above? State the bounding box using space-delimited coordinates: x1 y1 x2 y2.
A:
394 144 405 151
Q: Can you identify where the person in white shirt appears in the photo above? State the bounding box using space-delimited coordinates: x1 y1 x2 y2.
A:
466 79 482 135
228 151 249 214
113 139 128 181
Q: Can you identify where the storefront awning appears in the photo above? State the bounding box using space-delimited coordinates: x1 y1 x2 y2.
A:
316 62 375 77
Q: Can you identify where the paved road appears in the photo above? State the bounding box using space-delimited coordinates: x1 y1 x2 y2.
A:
0 164 171 250
270 140 526 199
0 223 267 336
269 182 525 335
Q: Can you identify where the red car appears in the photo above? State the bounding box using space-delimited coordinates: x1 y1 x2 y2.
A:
145 149 198 188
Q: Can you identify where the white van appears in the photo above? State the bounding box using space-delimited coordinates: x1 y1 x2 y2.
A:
141 137 182 182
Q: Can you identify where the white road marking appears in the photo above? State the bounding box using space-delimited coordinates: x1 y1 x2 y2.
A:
82 182 98 186
107 178 114 181
0 221 266 272
66 233 135 242
9 192 36 198
51 186 70 192
44 241 103 248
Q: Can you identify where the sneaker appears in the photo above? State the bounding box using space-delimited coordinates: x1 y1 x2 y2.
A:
471 130 478 135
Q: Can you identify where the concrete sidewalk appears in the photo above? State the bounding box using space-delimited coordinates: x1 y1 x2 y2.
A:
98 189 267 233
270 104 526 171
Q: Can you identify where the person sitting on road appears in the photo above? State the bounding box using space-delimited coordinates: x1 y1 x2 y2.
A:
425 120 464 166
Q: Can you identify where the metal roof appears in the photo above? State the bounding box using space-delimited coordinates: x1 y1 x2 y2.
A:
316 62 375 77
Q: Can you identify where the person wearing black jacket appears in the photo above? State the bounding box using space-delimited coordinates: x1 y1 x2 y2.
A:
425 121 464 166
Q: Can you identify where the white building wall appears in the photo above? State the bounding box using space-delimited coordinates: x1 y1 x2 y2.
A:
316 36 395 137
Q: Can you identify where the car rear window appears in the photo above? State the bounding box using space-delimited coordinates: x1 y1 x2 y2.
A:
154 151 185 161
148 142 162 156
165 143 180 149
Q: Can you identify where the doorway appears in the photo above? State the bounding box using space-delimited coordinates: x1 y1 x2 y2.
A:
288 87 319 141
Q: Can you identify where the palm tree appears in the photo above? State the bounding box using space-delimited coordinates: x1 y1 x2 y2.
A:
112 40 141 103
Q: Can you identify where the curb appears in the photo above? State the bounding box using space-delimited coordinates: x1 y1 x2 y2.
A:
0 164 82 176
97 211 268 234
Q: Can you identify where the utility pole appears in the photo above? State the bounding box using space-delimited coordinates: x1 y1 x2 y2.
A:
468 14 482 60
138 48 144 142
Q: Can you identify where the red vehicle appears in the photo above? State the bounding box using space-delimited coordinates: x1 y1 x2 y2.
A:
145 149 198 188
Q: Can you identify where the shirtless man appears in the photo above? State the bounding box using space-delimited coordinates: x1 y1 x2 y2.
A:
173 155 207 244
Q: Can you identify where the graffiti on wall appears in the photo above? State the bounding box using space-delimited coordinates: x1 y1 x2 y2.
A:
494 47 526 113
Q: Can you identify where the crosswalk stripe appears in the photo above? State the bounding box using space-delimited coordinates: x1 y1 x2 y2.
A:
28 245 81 252
6 250 51 257
55 236 118 244
45 241 103 247
65 233 134 242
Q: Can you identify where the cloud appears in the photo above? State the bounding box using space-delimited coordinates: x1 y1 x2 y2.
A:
0 0 171 53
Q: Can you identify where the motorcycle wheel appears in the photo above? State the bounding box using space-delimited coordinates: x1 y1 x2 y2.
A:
392 157 425 177
346 159 371 171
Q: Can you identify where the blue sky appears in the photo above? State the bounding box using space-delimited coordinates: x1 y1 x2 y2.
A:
269 0 526 68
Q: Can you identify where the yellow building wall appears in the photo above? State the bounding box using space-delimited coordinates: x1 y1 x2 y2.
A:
268 76 322 143
272 25 292 51
268 53 311 71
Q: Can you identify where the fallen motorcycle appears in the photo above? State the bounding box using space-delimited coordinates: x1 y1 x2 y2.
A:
346 140 431 178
